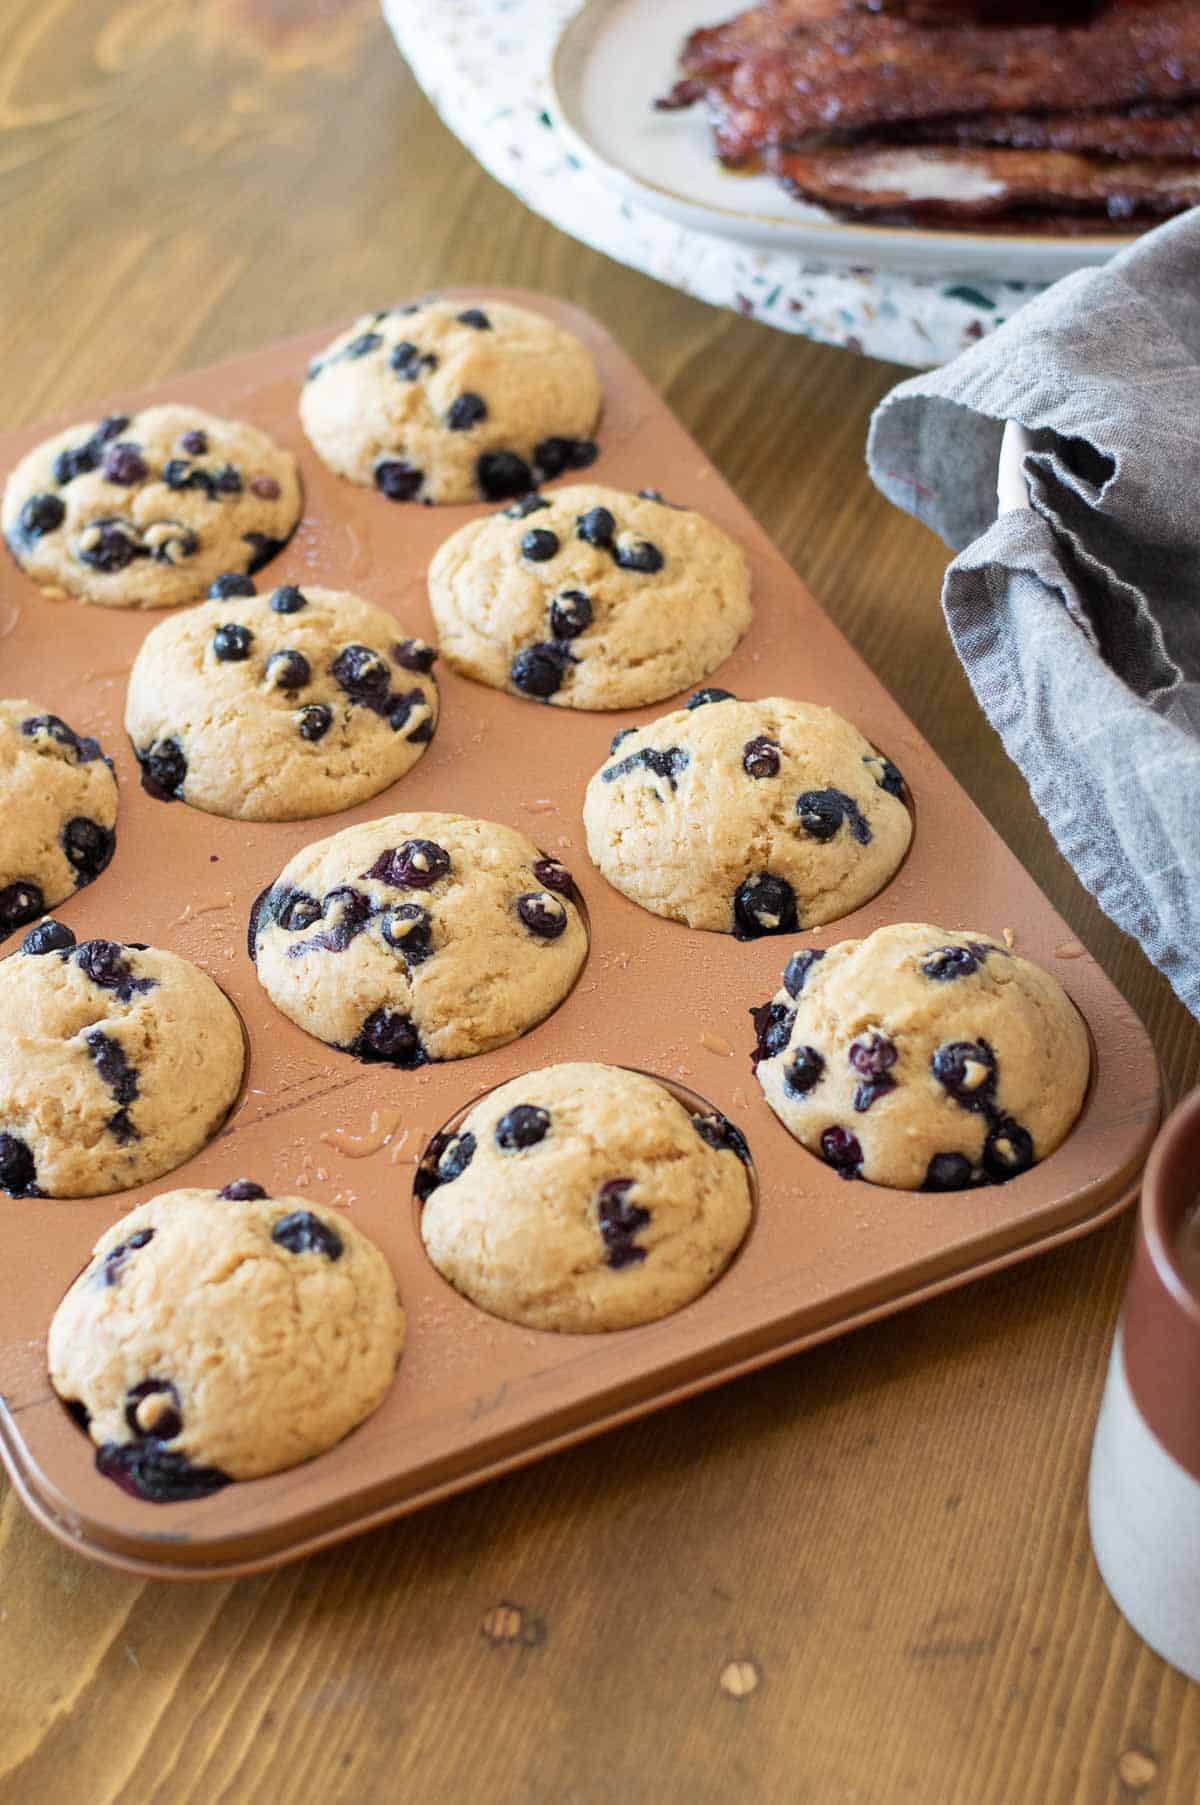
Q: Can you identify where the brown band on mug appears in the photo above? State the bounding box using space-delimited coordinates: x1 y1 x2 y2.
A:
1122 1090 1200 1483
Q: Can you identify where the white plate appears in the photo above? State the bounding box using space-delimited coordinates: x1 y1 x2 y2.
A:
550 0 1137 283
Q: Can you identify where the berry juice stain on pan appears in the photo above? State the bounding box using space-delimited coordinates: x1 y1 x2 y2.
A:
0 292 1162 1580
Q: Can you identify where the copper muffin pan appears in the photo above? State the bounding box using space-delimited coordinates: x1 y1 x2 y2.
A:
0 292 1162 1580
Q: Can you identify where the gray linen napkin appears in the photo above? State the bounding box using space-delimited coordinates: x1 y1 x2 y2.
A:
867 209 1200 1017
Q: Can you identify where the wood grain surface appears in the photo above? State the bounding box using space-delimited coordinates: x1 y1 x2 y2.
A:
1 2 1198 1800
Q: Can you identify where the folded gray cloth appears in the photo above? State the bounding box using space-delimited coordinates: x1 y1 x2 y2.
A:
867 209 1200 1017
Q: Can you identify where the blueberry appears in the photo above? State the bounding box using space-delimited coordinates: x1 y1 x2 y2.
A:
637 488 685 509
53 444 98 484
743 736 781 779
297 704 333 742
265 649 310 691
795 789 871 846
457 308 491 329
0 1133 38 1197
123 1377 183 1443
437 1132 476 1183
219 1179 267 1200
477 450 534 500
782 948 825 997
392 637 437 673
294 886 373 954
548 588 592 639
0 881 45 933
534 436 598 479
95 1441 230 1502
447 392 488 431
601 745 689 793
78 519 145 572
381 903 434 965
596 1178 650 1269
414 1131 450 1201
495 1105 551 1151
345 331 382 359
101 442 147 485
375 459 423 501
348 1008 425 1067
247 884 272 960
982 1118 1034 1183
692 1111 751 1163
274 889 323 933
511 642 572 699
137 738 187 800
270 584 307 613
95 415 130 444
921 944 984 982
209 571 257 599
21 918 75 955
101 1226 154 1286
846 1032 898 1111
783 1045 825 1097
821 1126 863 1178
212 465 242 495
74 939 155 1002
865 752 906 800
576 506 615 547
848 1031 897 1077
62 817 114 883
332 643 390 705
749 999 794 1067
686 688 735 710
389 341 437 380
86 1029 139 1143
931 1039 997 1110
614 538 663 574
531 856 574 895
609 727 636 755
18 493 65 538
180 429 209 455
363 839 451 889
853 1077 895 1114
732 873 799 940
504 494 551 520
522 528 560 562
243 531 287 573
272 1210 344 1259
387 688 429 735
250 474 280 500
924 1152 975 1192
516 891 568 938
21 713 103 763
210 622 252 663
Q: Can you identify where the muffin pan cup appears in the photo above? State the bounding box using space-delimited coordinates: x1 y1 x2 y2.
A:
0 293 1161 1580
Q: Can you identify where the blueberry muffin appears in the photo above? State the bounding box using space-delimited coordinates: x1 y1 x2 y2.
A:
48 1183 405 1500
583 692 911 935
125 578 438 821
3 405 301 608
250 813 587 1066
428 485 752 710
752 922 1090 1190
300 298 601 505
419 1063 753 1332
0 701 118 940
0 926 245 1198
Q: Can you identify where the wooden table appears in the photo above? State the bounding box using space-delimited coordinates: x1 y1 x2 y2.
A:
2 4 1197 1799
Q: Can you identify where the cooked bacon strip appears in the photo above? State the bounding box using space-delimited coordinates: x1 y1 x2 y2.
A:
905 101 1200 160
765 142 1200 223
705 5 1200 163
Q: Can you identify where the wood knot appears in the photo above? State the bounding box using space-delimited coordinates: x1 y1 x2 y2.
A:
719 1657 761 1699
481 1602 546 1648
1117 1749 1159 1791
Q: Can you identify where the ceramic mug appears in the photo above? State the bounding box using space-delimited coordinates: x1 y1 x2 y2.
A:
1089 1088 1200 1680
